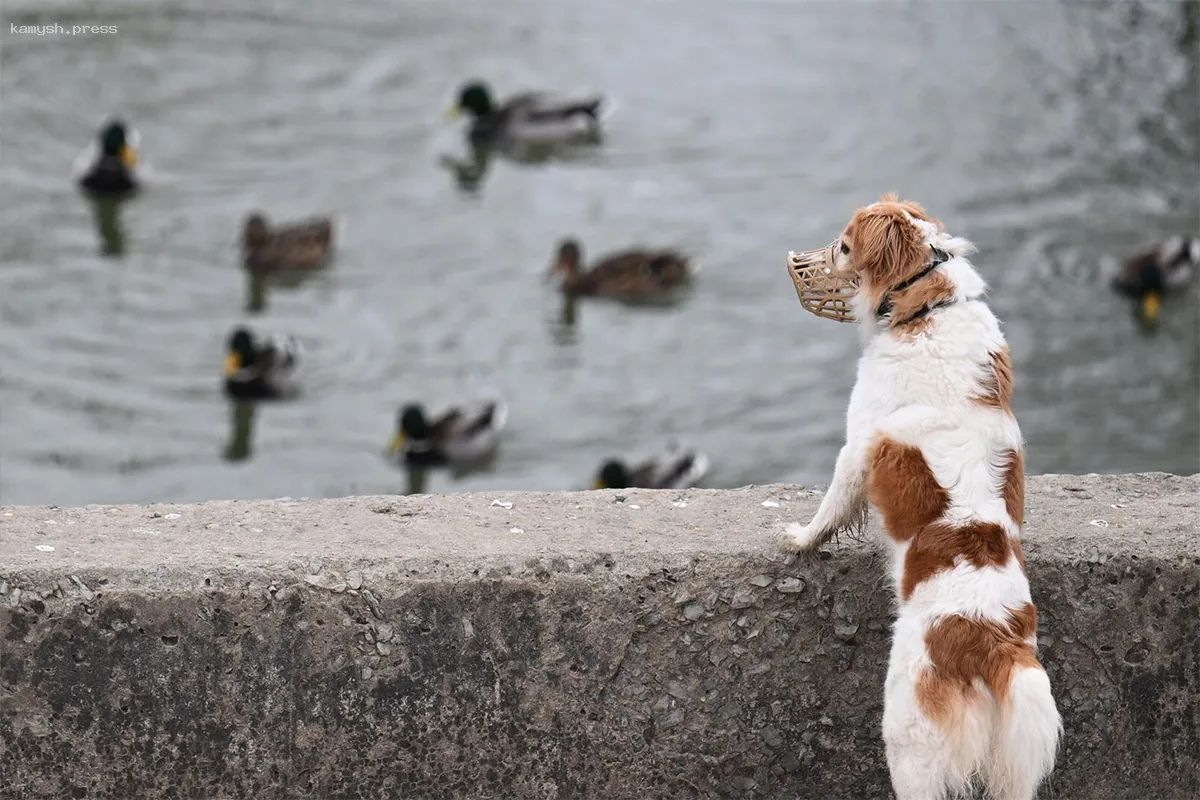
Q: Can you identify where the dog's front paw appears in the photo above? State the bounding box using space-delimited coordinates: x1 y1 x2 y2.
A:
778 521 825 552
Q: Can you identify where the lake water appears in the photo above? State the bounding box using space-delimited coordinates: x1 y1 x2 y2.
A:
1 0 1197 506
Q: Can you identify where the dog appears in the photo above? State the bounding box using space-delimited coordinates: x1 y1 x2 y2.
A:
780 194 1061 800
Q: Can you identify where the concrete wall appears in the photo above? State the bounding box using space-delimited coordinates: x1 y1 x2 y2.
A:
1 473 1197 799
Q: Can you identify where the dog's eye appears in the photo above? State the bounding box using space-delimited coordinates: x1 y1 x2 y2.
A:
840 241 850 256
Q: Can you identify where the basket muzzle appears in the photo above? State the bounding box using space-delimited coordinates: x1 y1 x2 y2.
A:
787 241 859 323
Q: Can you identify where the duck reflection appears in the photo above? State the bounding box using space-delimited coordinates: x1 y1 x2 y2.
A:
87 196 128 258
438 146 494 194
1180 0 1197 51
403 467 429 496
222 401 258 462
437 139 603 194
549 293 580 346
245 272 268 313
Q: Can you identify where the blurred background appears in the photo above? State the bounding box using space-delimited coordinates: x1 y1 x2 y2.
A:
1 0 1197 507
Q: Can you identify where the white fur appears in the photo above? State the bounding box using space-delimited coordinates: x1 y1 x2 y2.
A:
782 230 1061 800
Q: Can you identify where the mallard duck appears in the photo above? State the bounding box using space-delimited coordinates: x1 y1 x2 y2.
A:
387 400 508 470
446 80 606 150
72 119 142 197
593 445 710 490
1111 236 1199 323
243 211 339 274
222 326 303 400
547 238 696 300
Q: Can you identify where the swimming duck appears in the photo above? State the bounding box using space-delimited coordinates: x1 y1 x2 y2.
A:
72 119 142 197
547 238 695 300
222 326 303 401
387 400 508 470
446 80 606 150
243 211 339 274
1111 235 1199 323
593 445 710 490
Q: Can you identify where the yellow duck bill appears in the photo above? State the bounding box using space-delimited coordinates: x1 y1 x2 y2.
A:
1141 291 1161 323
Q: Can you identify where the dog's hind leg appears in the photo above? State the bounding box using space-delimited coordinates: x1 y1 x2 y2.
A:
882 619 989 800
980 667 1060 800
883 661 957 800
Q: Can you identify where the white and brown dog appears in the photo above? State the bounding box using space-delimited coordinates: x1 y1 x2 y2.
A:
781 194 1061 800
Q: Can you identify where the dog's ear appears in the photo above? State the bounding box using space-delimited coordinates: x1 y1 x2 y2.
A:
880 192 944 232
899 200 944 232
848 204 929 291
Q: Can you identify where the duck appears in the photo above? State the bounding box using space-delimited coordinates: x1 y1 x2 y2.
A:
242 211 339 274
593 444 710 491
547 237 696 300
72 119 142 197
1110 235 1199 323
222 326 303 401
387 400 508 470
446 80 606 150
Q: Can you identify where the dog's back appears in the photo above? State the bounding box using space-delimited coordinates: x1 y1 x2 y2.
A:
863 256 1061 800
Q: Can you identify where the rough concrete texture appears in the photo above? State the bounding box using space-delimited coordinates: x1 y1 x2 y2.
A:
0 473 1197 800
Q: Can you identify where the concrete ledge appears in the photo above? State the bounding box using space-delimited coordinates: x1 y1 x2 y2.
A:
1 473 1197 799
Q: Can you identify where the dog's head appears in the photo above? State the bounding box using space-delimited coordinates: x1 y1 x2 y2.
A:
832 193 948 313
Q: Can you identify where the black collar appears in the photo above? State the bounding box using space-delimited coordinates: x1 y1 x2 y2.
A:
874 246 952 320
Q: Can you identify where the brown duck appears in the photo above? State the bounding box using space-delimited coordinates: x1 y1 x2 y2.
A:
242 211 339 274
546 237 695 300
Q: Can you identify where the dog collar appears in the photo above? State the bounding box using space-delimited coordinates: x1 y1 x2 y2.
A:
874 246 952 320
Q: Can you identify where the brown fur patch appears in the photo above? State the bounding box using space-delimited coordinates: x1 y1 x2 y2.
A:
974 347 1014 412
1001 448 1025 527
901 521 1017 600
841 197 935 313
867 438 950 543
885 271 958 330
1011 537 1026 569
916 604 1044 725
870 438 1027 598
914 669 978 729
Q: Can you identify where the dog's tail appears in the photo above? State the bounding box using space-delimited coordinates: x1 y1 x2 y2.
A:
985 666 1061 799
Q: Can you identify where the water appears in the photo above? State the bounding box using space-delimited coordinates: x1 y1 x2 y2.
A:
1 0 1197 506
